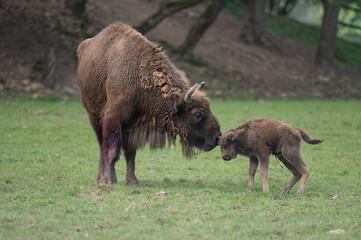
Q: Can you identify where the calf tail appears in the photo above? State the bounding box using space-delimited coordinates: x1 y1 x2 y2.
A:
297 129 323 145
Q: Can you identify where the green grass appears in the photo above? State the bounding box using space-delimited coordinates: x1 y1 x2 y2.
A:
1 95 361 239
225 0 361 69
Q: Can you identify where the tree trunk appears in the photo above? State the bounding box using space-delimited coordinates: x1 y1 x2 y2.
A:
177 0 227 58
65 0 88 19
316 0 341 69
135 0 205 34
240 0 266 44
271 0 279 25
271 0 279 16
279 0 298 16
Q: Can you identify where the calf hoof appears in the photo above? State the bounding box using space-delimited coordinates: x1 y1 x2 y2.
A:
283 189 290 194
297 187 305 194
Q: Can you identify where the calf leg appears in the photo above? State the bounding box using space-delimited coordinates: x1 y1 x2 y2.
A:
247 156 259 191
296 164 309 194
259 154 270 192
282 149 309 194
278 155 301 193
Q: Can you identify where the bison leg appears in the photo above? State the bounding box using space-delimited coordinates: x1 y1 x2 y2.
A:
97 111 122 185
247 156 259 191
259 154 270 192
281 149 309 194
278 156 301 193
87 113 108 184
124 147 139 186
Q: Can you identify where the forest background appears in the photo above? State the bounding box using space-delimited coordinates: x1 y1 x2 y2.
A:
0 0 361 99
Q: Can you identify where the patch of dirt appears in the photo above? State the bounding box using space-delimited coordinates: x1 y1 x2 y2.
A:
0 0 82 96
1 0 361 99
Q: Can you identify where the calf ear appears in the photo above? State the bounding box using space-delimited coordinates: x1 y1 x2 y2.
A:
171 93 185 113
229 132 234 141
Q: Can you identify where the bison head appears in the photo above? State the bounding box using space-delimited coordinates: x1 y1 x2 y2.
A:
170 82 221 157
219 131 238 161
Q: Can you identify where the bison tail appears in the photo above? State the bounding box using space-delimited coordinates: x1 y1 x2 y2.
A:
297 129 323 145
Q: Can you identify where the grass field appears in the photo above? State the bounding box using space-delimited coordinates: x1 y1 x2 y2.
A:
0 95 360 239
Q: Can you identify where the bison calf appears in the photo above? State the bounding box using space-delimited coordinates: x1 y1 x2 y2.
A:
219 119 323 194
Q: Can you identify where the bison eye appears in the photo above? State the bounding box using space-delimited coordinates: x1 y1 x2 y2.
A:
193 111 204 123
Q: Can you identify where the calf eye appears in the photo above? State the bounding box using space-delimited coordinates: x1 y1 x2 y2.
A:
222 144 229 150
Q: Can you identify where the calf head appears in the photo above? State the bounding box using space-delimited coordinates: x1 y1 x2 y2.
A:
219 131 238 161
170 82 221 156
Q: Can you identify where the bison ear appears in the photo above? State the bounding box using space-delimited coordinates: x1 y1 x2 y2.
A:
171 93 185 113
229 132 234 141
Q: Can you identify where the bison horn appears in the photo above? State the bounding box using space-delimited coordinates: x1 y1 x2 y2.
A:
185 83 199 104
196 81 205 91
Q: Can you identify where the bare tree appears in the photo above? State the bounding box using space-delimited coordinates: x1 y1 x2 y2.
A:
177 0 227 58
279 0 298 16
270 0 280 17
240 0 266 44
136 0 205 34
316 0 341 69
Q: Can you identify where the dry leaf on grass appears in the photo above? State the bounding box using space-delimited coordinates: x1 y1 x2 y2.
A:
327 229 345 234
269 217 278 222
348 224 358 230
74 226 86 232
138 202 150 208
331 194 339 200
153 191 167 197
124 205 131 212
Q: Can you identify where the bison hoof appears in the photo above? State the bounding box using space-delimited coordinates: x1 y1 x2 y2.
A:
96 179 117 185
125 177 139 186
283 189 290 194
96 176 117 185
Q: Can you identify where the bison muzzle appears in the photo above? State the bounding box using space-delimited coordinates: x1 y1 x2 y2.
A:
76 22 221 185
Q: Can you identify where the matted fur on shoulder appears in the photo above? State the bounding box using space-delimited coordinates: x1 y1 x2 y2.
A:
105 21 190 94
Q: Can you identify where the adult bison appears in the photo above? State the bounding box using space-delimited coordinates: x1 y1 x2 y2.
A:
77 22 221 185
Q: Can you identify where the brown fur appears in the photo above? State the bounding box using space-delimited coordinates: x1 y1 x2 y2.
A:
219 118 323 194
77 22 221 185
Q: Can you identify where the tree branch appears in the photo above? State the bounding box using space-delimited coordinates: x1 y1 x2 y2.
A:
177 0 227 58
338 21 361 31
135 0 205 34
340 4 361 13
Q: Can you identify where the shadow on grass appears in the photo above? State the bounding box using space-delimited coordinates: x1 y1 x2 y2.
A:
122 178 249 194
111 178 317 198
